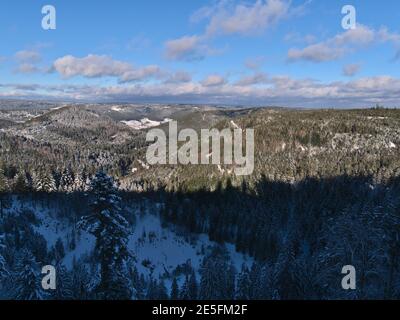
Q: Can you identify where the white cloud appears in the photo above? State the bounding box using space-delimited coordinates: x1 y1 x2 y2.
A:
119 65 163 83
288 25 400 63
15 63 40 74
164 35 203 61
15 50 42 63
342 64 361 77
164 71 192 84
333 25 375 46
53 54 132 78
288 43 344 62
52 54 163 82
285 32 313 43
14 50 43 74
165 0 292 61
197 0 290 37
201 74 226 87
235 72 269 86
244 56 266 70
164 35 220 61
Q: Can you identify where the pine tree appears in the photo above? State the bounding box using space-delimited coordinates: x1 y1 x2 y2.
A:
226 263 236 300
13 170 28 193
170 278 179 300
180 275 190 300
157 279 169 300
0 167 10 218
72 171 85 192
0 231 9 299
34 170 56 193
59 168 74 193
71 258 92 300
236 264 251 299
77 171 131 299
249 261 262 299
188 270 198 299
146 277 158 300
130 265 146 300
0 232 8 280
13 250 47 300
54 238 65 262
0 166 8 193
179 270 198 300
199 245 236 300
137 273 146 300
52 263 73 300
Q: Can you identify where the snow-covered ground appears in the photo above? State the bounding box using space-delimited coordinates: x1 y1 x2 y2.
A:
130 214 252 278
230 120 240 129
121 118 172 130
111 106 124 112
11 198 252 283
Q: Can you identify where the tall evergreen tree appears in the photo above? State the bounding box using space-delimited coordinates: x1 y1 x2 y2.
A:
0 166 10 218
180 275 190 300
52 263 73 300
199 245 236 300
170 278 179 300
59 168 74 193
130 265 146 300
72 171 85 192
157 279 169 300
13 170 29 193
188 270 198 300
71 258 92 300
146 277 158 300
34 170 56 193
236 264 251 300
77 171 131 299
0 232 8 280
54 238 66 262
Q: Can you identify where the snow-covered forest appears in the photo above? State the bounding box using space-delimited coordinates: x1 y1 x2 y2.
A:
1 103 400 299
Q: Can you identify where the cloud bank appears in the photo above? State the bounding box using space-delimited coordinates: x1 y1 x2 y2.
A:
3 75 400 108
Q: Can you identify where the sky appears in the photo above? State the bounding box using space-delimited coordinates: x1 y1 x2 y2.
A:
1 0 400 107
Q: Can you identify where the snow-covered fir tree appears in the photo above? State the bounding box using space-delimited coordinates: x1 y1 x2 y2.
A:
0 232 8 281
33 170 56 193
52 263 73 300
13 249 47 300
77 171 131 299
59 168 75 193
0 166 8 193
72 170 86 192
0 166 10 218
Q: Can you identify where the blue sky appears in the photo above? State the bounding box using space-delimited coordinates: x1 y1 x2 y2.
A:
1 0 400 107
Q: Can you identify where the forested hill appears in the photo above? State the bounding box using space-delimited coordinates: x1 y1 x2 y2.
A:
1 105 399 193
